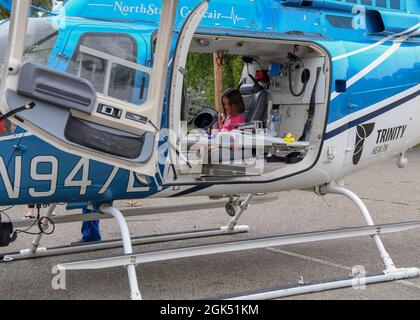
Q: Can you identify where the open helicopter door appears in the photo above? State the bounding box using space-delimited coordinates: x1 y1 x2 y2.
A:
0 0 209 177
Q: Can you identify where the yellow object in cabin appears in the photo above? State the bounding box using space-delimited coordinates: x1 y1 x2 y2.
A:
283 133 296 144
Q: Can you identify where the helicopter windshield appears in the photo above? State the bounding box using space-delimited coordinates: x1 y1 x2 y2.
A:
0 18 58 76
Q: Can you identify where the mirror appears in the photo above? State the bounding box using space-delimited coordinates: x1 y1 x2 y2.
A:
192 107 219 130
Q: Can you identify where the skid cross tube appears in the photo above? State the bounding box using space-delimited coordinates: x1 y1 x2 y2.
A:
29 204 57 255
56 220 420 300
1 195 270 262
55 194 254 300
227 194 254 230
10 195 277 229
326 186 396 271
99 205 141 300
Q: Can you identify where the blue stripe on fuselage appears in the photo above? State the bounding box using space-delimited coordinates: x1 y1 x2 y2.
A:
325 90 420 140
168 185 210 197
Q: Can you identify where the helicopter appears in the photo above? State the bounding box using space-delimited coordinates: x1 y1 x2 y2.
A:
0 0 419 300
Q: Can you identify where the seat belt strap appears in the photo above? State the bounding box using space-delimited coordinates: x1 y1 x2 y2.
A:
299 67 322 142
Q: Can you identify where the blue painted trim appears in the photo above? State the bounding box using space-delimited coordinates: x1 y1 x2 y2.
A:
168 185 210 197
325 90 420 140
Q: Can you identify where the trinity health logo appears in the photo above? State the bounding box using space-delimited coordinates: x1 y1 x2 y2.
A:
353 123 375 165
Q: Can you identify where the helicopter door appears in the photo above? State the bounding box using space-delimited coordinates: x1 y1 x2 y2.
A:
0 0 208 176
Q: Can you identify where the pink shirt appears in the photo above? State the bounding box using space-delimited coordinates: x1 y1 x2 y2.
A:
220 114 246 132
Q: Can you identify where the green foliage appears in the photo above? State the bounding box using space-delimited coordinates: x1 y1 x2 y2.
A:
185 53 244 114
32 0 52 13
185 53 214 108
222 54 244 90
34 0 52 8
0 1 52 19
0 7 9 20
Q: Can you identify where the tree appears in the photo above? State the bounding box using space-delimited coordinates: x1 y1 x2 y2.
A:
0 1 52 20
32 0 52 16
185 52 244 115
0 7 9 20
33 0 52 9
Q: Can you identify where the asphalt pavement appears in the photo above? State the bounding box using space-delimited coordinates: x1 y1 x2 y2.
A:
1 149 420 300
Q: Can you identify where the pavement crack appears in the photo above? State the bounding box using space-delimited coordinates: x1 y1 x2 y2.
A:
265 247 352 271
361 197 411 207
265 247 420 292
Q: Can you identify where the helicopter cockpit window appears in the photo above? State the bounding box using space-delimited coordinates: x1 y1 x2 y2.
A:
24 30 58 65
67 33 149 105
0 18 58 136
67 48 108 94
0 18 58 79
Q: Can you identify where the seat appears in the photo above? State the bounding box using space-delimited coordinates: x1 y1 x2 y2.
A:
239 84 268 126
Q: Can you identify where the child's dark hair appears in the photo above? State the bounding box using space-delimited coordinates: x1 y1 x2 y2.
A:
221 88 246 114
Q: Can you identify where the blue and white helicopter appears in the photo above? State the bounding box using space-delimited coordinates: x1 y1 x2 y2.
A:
0 0 419 300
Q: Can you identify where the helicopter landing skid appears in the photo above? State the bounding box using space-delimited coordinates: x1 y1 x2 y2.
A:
1 195 270 262
55 186 420 300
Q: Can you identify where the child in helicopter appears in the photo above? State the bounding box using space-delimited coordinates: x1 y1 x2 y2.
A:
216 88 246 133
208 88 246 163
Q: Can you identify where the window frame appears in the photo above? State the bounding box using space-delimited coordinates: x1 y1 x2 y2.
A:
66 32 146 103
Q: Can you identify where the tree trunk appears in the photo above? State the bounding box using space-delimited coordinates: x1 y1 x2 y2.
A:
213 52 223 113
